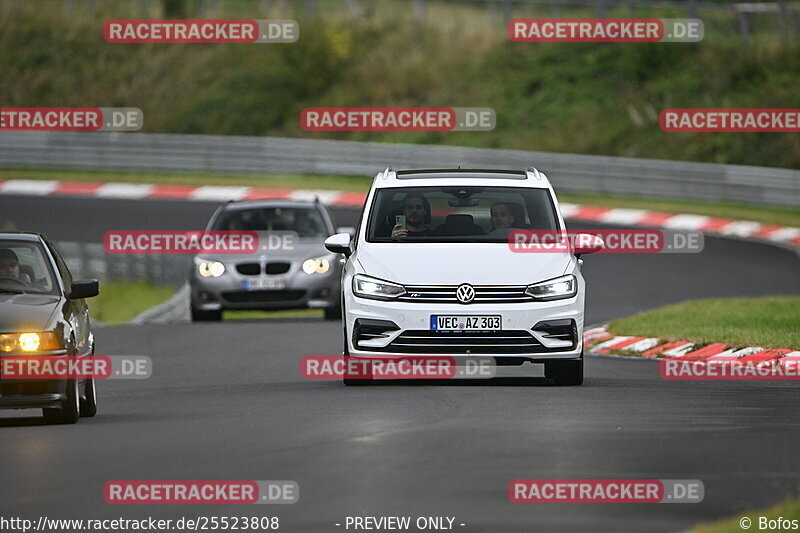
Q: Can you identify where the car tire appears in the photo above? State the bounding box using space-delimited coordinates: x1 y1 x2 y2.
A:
191 302 222 322
80 375 98 417
324 302 342 320
544 356 584 386
43 377 80 424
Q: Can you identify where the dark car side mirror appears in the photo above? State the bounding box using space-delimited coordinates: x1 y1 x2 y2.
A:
69 279 99 299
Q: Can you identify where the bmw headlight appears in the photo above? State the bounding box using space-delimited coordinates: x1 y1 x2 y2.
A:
525 274 577 301
302 256 331 275
352 274 406 300
0 332 61 353
195 257 226 278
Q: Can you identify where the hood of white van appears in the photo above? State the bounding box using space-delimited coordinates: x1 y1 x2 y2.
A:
355 243 572 285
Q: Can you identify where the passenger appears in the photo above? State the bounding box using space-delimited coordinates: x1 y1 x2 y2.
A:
490 202 516 230
294 211 319 237
391 193 432 238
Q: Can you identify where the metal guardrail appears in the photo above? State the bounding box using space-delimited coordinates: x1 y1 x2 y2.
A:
56 241 189 286
1 131 798 207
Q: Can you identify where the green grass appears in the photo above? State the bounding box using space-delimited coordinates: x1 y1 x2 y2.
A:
691 496 800 532
609 296 800 350
3 168 797 227
88 281 177 325
224 309 323 320
2 2 800 168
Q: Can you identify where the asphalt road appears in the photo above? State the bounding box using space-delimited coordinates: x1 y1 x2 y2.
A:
1 194 799 532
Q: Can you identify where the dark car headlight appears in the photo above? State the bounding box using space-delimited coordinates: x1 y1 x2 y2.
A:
0 332 62 352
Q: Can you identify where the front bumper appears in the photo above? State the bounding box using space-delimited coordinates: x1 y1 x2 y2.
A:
345 296 584 361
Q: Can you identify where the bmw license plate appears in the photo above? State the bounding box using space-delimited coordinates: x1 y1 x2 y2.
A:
243 278 285 291
430 315 501 331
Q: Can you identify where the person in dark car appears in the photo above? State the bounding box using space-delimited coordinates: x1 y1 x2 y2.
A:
0 248 30 285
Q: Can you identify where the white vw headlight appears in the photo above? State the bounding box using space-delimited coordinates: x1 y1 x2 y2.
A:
525 274 577 301
352 274 405 300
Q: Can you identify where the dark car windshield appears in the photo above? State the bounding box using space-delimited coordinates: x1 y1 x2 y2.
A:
366 186 560 243
0 240 58 295
212 207 330 237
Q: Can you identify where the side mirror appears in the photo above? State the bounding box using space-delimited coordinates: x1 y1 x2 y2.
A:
324 233 352 257
69 279 99 299
572 233 604 257
336 226 356 237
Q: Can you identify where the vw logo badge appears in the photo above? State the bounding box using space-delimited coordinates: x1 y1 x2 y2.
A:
456 283 475 304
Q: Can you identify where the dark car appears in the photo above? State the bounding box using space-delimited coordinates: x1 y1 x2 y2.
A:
0 232 99 424
189 200 350 321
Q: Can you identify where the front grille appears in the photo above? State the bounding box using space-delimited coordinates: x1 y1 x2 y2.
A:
265 262 291 275
222 290 306 303
398 285 534 304
236 263 261 276
374 330 550 354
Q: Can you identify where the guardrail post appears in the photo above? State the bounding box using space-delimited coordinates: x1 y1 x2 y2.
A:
412 0 426 20
738 9 750 45
305 0 317 18
777 0 789 41
596 0 607 18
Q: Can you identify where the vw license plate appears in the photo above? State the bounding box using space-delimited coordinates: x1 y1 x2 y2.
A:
430 315 501 331
243 278 285 291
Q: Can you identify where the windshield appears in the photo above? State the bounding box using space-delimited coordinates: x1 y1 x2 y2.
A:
0 240 58 295
212 207 330 237
366 186 560 243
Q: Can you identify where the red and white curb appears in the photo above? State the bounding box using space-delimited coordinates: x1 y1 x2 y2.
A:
584 325 800 368
1 179 798 247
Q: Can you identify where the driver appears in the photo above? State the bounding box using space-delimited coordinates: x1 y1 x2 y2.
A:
391 193 432 238
0 249 29 285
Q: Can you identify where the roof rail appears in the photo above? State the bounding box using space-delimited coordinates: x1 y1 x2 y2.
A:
381 166 393 179
525 166 542 180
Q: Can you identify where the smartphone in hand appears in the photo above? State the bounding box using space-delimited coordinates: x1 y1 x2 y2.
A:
396 215 406 230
